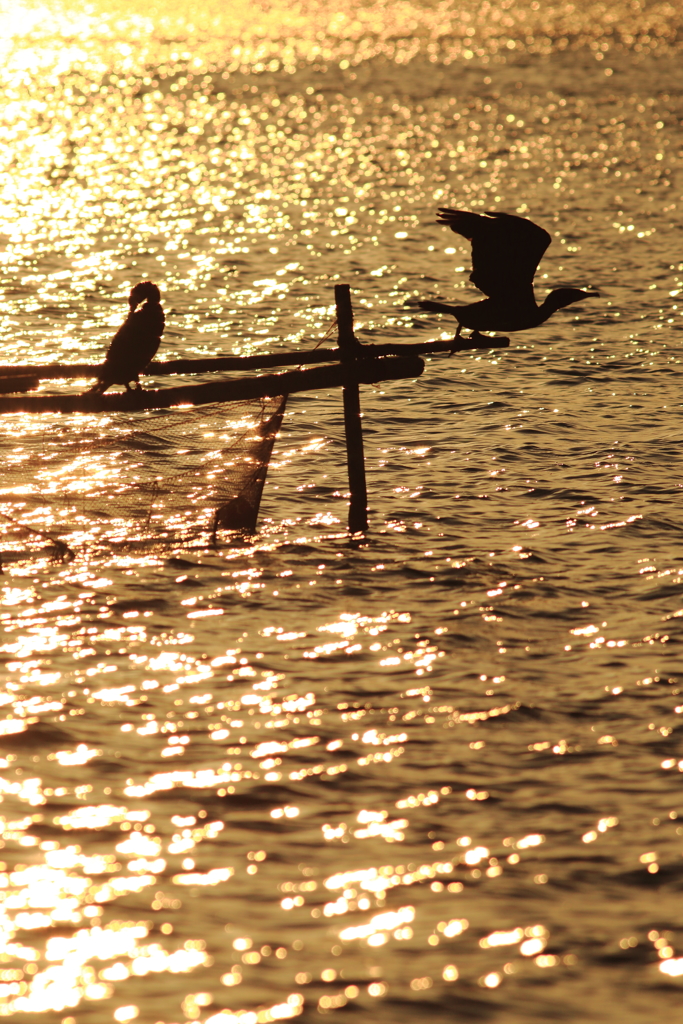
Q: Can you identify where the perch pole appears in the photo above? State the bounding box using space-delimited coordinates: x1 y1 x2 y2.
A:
335 284 368 534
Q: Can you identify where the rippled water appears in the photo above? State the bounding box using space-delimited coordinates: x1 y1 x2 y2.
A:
1 2 683 1022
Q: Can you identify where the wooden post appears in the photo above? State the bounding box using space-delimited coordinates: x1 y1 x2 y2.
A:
335 284 368 533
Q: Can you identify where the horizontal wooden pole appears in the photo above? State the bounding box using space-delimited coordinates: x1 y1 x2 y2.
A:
0 355 424 415
0 374 39 394
0 350 343 380
336 284 368 533
0 335 507 382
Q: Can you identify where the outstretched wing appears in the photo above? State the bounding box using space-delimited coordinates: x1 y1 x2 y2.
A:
436 208 551 300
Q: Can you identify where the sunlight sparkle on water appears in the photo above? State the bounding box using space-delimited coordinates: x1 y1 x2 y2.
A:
2 0 683 1021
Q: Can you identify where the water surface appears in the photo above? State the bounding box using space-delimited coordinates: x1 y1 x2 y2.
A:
1 3 683 1022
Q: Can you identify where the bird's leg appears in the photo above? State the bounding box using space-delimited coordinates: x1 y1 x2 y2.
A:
449 323 463 355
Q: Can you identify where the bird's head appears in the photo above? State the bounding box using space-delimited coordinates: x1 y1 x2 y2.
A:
129 281 161 311
542 287 599 313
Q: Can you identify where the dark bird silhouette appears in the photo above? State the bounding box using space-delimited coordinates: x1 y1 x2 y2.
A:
419 208 598 346
88 281 164 394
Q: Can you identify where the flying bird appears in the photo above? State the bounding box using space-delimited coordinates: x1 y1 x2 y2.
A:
418 208 598 347
88 281 164 394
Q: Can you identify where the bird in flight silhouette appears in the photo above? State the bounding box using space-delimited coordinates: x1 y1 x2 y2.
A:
88 281 164 394
419 208 598 347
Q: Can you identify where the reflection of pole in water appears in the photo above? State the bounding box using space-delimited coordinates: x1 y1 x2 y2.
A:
336 284 368 535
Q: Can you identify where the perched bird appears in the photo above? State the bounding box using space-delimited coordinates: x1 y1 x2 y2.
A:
419 208 598 346
88 281 164 394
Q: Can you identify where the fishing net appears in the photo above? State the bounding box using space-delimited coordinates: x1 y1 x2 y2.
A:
0 395 287 564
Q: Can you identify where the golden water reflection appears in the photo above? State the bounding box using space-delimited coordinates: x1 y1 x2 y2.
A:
2 0 683 1020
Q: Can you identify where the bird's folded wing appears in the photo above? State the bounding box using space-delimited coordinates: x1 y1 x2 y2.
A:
146 305 165 337
101 316 134 370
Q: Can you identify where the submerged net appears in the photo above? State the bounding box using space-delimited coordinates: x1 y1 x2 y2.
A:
0 395 287 563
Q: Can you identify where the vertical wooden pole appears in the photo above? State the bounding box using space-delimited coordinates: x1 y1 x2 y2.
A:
335 284 368 533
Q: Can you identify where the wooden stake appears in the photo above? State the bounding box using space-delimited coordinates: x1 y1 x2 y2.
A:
335 284 368 534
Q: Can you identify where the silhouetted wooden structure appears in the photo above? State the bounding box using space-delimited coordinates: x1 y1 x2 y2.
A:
0 285 509 533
